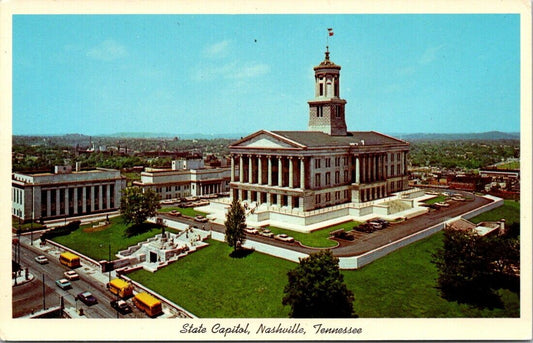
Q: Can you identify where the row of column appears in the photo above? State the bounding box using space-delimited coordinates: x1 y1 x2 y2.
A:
231 155 306 189
236 189 304 209
197 182 223 196
43 183 114 218
355 153 388 184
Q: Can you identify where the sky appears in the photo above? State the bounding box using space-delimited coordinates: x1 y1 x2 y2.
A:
12 14 520 136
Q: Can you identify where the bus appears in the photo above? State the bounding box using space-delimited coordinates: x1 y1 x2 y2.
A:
107 278 134 299
59 252 81 268
133 292 163 317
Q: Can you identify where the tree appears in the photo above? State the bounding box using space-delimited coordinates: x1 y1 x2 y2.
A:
120 187 161 225
224 198 246 252
282 250 355 318
432 228 498 305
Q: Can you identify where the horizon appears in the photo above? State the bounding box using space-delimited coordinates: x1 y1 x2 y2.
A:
13 14 520 136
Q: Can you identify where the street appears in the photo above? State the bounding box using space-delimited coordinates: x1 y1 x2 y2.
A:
12 240 144 318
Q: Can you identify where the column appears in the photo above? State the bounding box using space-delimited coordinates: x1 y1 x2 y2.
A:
73 187 78 214
248 155 253 183
278 157 283 187
239 155 244 183
268 156 272 186
55 189 61 216
288 157 294 188
65 187 69 215
372 155 377 181
300 157 305 189
46 190 51 217
258 156 262 185
230 155 235 182
361 155 366 183
355 156 360 183
82 187 87 213
287 195 293 209
298 196 304 209
98 185 103 211
90 186 95 212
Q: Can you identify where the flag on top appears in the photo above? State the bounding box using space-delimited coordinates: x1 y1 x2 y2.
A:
328 28 334 36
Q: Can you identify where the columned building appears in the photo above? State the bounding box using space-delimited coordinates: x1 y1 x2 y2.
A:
229 48 409 212
12 165 126 222
133 162 234 199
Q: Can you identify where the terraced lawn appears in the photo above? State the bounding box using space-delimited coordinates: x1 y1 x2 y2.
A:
159 207 207 217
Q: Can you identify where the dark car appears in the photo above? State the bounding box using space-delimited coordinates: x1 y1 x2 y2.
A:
77 291 98 306
111 299 132 314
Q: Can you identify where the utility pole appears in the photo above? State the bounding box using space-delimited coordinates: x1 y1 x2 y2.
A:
42 273 46 310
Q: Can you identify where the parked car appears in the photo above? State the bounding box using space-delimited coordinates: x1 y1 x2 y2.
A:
64 270 79 281
34 255 48 264
111 299 132 314
55 279 72 290
274 233 295 243
194 215 208 223
244 227 258 235
259 229 274 238
169 210 182 217
76 291 98 306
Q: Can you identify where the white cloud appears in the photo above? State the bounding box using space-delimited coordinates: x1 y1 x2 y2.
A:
87 39 128 61
203 40 231 59
419 44 445 65
192 61 269 81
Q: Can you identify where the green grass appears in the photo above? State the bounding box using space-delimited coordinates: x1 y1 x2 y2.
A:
424 195 447 205
12 217 46 232
52 216 164 261
158 207 207 217
128 239 295 318
343 232 519 317
267 221 361 248
496 161 519 170
469 200 520 226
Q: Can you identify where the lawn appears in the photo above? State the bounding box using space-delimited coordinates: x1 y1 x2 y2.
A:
158 207 207 217
343 231 519 318
128 232 519 318
267 221 361 248
52 216 165 261
424 195 447 205
469 200 520 226
128 239 295 318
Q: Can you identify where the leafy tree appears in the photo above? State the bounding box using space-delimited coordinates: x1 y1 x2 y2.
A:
120 187 161 225
432 227 519 306
224 198 246 252
282 250 355 318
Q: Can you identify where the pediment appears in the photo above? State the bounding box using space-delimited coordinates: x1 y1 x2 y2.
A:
231 130 305 149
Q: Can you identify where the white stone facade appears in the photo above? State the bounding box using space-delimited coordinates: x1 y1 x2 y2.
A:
12 167 125 222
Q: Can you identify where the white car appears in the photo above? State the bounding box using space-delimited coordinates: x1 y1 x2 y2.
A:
64 270 79 280
55 278 72 290
259 229 274 238
35 255 48 264
244 227 258 235
274 233 295 243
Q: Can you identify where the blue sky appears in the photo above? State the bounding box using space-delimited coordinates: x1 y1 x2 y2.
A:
12 14 520 136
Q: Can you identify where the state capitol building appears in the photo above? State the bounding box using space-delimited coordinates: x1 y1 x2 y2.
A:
228 48 411 227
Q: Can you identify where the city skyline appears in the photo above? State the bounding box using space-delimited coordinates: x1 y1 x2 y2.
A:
13 14 520 136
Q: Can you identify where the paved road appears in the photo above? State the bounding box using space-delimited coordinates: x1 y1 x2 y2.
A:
161 191 493 257
12 241 145 318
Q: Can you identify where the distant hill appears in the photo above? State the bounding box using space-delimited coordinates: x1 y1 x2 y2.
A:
392 131 520 141
98 132 245 139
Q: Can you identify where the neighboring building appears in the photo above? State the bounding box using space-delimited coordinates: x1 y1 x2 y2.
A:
133 160 234 199
12 164 126 222
229 48 410 213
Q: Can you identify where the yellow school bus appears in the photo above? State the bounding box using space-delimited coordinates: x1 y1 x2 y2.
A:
133 292 163 317
59 252 81 268
107 278 134 299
